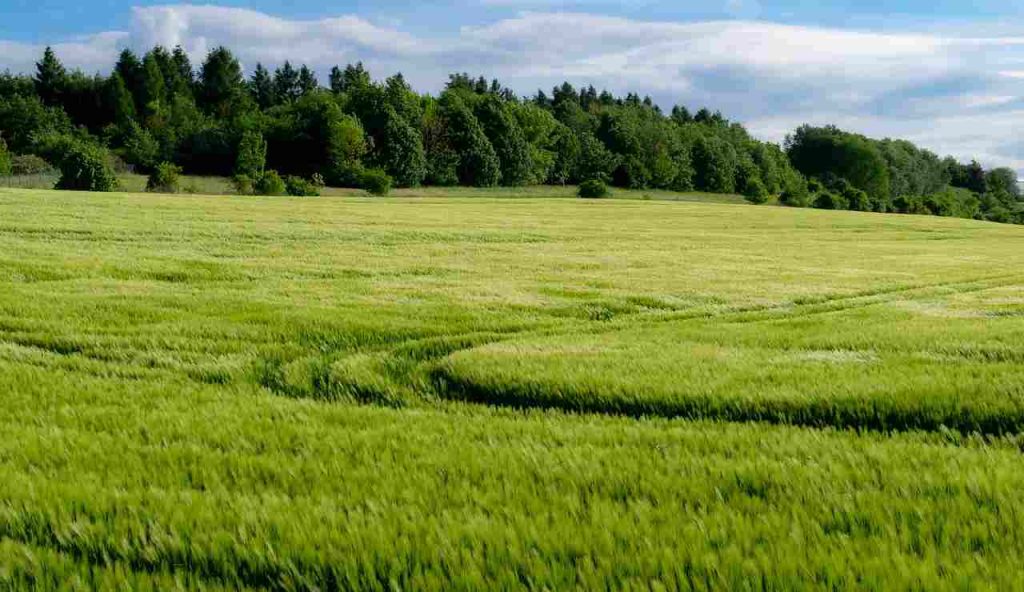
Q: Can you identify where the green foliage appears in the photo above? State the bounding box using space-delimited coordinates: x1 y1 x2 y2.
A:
440 94 501 187
377 107 427 187
9 154 53 176
578 179 610 199
0 95 73 153
249 63 275 110
985 167 1020 200
273 61 300 104
197 47 246 117
231 174 254 196
547 126 580 185
103 73 136 125
54 143 117 191
0 138 11 176
360 167 393 196
787 125 891 203
574 132 616 184
267 94 366 184
423 99 459 186
33 47 67 107
779 171 810 207
121 120 160 170
813 190 848 210
947 158 988 194
145 162 181 193
285 175 321 197
4 45 1020 226
140 52 166 114
742 176 768 204
476 96 532 186
254 170 286 196
692 136 736 193
114 49 144 114
922 187 979 218
234 130 267 179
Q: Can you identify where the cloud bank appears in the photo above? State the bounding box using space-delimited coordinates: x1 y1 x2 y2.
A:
1 4 1022 174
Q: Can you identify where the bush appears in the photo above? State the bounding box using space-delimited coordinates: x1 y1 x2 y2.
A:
255 170 286 196
326 163 365 188
285 176 320 197
578 179 610 199
121 121 159 171
235 130 267 179
743 177 769 204
10 154 54 176
894 194 928 215
0 138 11 176
361 168 393 196
146 162 182 194
813 190 848 210
55 144 117 192
843 186 871 211
231 174 254 195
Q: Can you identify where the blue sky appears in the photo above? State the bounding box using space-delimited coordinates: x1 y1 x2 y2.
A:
3 0 1020 39
1 1 1023 174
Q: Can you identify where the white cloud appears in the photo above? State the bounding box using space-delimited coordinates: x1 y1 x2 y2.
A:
0 31 127 75
0 5 1022 174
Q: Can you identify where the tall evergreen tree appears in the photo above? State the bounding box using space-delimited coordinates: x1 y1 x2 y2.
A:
297 66 318 96
104 72 136 126
147 46 183 101
197 47 245 117
34 47 67 107
328 66 345 94
250 64 275 110
115 49 145 113
341 63 371 94
140 52 167 114
273 61 300 103
170 46 194 94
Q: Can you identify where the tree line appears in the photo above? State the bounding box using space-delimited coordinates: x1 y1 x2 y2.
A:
0 45 1020 223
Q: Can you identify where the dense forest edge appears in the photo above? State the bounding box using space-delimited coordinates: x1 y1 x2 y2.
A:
0 45 1021 223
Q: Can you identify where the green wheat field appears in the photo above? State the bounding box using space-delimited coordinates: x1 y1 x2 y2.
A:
2 187 1024 590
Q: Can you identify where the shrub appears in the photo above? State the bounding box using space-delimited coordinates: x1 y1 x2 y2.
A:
255 170 286 196
326 163 364 188
578 179 610 199
0 138 11 176
894 194 928 215
231 174 254 195
285 176 320 197
10 154 54 176
235 131 267 179
146 162 182 194
121 121 159 171
361 168 393 196
843 186 871 211
743 177 769 204
55 144 117 192
813 190 848 210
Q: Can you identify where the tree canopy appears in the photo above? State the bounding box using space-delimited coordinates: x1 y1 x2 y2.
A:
0 45 1019 224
